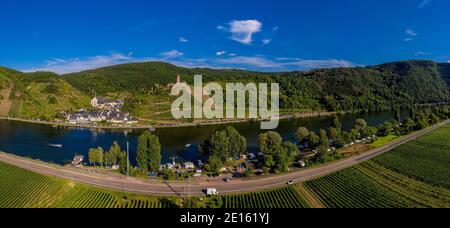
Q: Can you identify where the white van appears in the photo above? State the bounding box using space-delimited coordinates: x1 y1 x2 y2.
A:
206 188 219 195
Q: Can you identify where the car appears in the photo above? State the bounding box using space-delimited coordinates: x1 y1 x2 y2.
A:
287 180 295 185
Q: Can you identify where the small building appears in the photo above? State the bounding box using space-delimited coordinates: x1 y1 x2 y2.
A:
184 162 195 169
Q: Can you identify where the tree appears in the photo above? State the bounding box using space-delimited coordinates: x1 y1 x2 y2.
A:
295 127 310 143
108 141 122 166
118 151 127 175
137 131 162 173
308 132 320 148
403 118 415 133
209 127 247 163
355 119 367 132
205 155 223 173
430 114 440 125
88 147 104 167
395 108 401 123
244 166 254 177
225 126 247 158
328 127 339 141
210 130 230 162
283 142 299 164
259 131 284 156
333 116 342 133
274 150 289 173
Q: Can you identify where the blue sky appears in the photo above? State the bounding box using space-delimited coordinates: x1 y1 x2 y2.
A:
1 0 450 74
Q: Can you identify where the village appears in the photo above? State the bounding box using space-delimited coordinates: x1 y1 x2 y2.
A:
65 96 138 125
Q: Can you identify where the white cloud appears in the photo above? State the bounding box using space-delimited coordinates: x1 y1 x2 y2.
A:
24 53 134 74
218 56 355 70
219 20 262 44
419 0 431 8
179 37 188 43
262 39 271 45
216 51 227 56
24 52 357 75
160 50 184 58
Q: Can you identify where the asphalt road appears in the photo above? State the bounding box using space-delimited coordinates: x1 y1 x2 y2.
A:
1 120 448 196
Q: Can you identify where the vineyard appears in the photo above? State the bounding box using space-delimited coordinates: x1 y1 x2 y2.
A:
373 124 450 187
223 186 311 208
1 124 450 208
0 162 180 208
302 124 450 208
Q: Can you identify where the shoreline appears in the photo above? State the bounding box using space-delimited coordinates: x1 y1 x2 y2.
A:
0 111 340 130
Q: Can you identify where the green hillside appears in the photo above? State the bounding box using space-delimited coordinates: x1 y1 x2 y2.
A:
62 60 450 116
2 60 450 122
0 68 90 120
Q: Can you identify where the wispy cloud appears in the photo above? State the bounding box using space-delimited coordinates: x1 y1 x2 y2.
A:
419 0 431 8
218 56 355 70
415 51 430 56
24 53 134 74
218 20 262 44
262 39 271 45
216 51 227 56
24 52 357 74
404 29 418 42
179 37 189 43
160 50 184 58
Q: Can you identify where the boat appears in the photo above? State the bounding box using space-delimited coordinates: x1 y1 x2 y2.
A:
185 144 192 148
47 143 63 148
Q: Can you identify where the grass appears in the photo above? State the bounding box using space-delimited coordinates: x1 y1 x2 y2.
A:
369 135 400 148
0 162 180 208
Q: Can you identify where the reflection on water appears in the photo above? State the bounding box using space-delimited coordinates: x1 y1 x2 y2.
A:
0 112 402 165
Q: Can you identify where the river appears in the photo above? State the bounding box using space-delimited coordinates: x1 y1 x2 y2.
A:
0 112 403 165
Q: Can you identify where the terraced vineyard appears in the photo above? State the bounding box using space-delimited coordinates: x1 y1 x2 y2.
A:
223 186 311 208
0 162 180 208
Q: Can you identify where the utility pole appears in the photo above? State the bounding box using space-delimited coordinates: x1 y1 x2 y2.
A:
127 141 130 178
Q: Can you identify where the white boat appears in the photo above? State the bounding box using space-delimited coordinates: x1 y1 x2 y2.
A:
185 144 192 148
48 144 63 148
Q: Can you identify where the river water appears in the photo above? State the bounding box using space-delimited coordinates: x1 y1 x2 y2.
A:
0 112 401 165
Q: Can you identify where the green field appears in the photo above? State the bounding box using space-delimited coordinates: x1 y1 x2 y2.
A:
0 162 180 208
1 124 450 208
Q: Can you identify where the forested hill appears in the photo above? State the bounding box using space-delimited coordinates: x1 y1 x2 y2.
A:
63 62 267 95
2 60 450 120
62 60 450 112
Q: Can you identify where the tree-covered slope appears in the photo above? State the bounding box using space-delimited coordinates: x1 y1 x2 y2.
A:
63 61 265 95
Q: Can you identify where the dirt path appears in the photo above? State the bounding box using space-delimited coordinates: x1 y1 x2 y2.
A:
0 82 13 116
297 183 324 208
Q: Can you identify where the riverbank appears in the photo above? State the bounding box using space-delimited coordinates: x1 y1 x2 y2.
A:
0 111 339 130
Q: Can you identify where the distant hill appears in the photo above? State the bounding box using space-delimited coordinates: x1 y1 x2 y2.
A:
2 60 450 121
0 68 90 120
63 62 266 95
